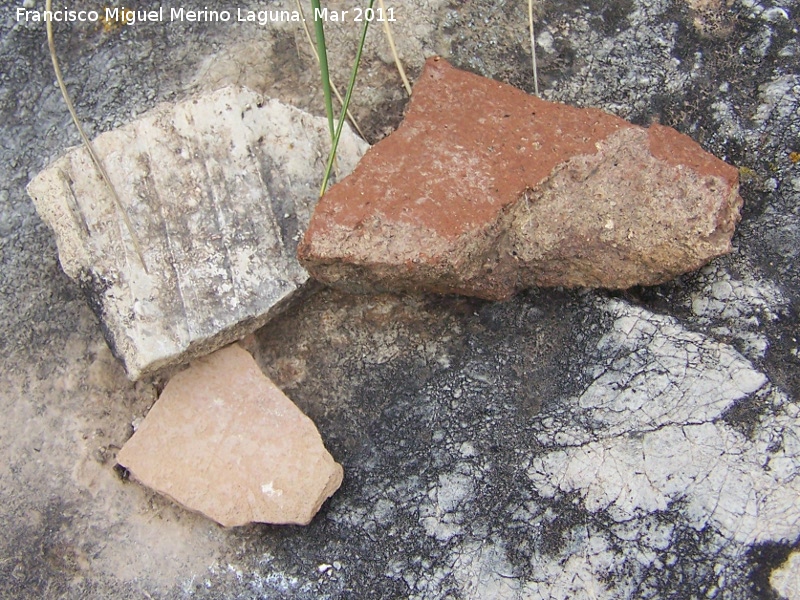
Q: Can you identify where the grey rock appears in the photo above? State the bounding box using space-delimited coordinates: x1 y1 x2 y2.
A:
2 0 799 598
26 87 367 380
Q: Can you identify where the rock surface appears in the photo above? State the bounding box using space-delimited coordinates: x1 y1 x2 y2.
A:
27 87 367 380
116 344 343 527
299 58 743 300
770 550 800 600
3 0 799 598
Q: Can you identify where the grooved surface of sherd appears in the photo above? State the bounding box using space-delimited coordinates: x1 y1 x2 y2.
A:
27 87 368 379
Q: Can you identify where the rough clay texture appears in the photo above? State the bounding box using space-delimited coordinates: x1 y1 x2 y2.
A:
27 87 367 380
299 58 743 300
116 344 343 527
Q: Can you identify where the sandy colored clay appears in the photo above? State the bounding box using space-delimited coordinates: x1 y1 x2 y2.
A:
116 344 343 527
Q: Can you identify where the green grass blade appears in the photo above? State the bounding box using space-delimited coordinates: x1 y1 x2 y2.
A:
311 0 335 141
319 0 376 196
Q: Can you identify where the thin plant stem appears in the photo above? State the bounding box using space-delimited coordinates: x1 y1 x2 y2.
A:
294 0 366 139
311 0 335 141
46 0 148 271
319 0 376 196
528 0 540 96
378 0 412 96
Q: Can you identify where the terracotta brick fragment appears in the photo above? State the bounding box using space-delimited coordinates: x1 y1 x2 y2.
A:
298 58 743 300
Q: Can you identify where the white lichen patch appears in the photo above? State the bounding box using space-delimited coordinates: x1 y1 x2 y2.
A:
534 299 768 448
711 98 747 144
689 265 787 324
523 533 624 600
451 540 521 599
526 298 800 593
434 471 475 513
418 468 475 542
754 75 800 124
687 264 788 359
532 413 799 544
770 550 800 600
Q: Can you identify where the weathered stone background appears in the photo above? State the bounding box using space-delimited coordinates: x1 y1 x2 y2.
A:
1 0 798 598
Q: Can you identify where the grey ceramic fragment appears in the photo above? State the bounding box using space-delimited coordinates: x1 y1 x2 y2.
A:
27 87 368 380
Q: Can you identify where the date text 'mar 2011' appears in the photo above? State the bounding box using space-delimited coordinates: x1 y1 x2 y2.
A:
314 7 396 22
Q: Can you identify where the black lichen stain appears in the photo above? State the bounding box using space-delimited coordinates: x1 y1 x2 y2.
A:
719 390 774 440
761 305 800 405
76 267 126 370
747 540 796 600
664 0 797 154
